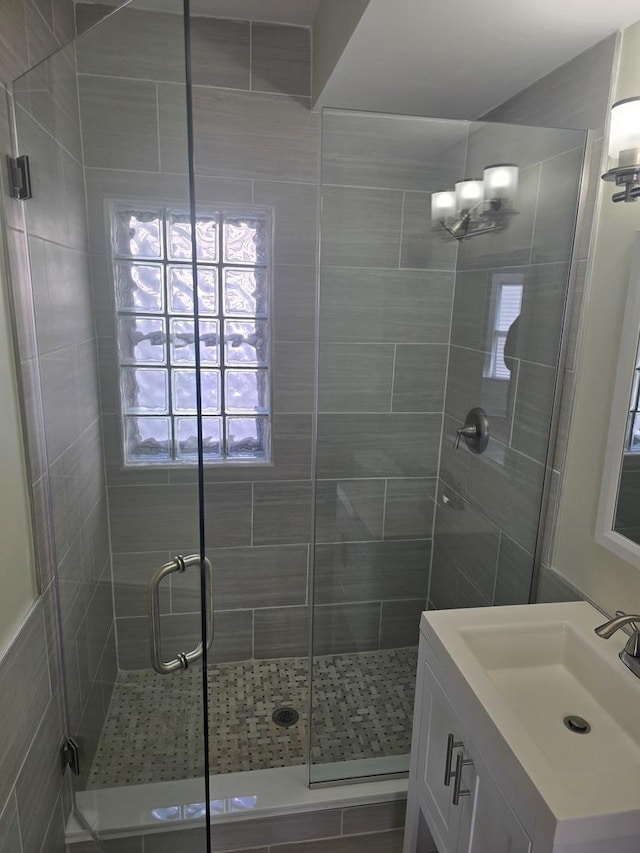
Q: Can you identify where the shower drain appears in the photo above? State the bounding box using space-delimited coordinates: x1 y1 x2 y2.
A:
272 707 299 728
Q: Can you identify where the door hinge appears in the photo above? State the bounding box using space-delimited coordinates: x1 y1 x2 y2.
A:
6 154 32 200
61 736 81 776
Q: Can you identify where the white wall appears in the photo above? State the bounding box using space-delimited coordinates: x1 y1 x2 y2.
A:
554 19 640 614
0 227 36 655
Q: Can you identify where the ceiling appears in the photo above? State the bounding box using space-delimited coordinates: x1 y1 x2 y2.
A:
317 0 640 119
81 0 640 117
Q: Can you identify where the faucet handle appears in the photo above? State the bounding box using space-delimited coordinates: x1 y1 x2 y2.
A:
625 632 640 657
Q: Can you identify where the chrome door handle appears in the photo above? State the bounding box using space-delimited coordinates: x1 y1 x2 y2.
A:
451 750 473 805
148 554 213 675
444 732 463 786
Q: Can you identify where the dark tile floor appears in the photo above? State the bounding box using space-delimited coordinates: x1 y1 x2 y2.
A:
87 647 417 788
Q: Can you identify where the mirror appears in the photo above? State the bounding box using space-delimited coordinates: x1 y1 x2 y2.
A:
597 231 640 564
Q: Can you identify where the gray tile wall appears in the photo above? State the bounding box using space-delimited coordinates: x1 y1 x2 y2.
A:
11 39 116 790
315 110 467 651
80 12 472 671
430 120 586 610
66 797 430 853
481 34 618 599
76 9 320 666
0 1 96 850
0 600 67 853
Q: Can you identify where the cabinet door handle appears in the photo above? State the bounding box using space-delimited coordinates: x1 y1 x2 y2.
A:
444 732 464 786
452 750 473 805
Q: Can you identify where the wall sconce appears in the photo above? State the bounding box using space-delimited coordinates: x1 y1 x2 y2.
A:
431 164 519 240
602 97 640 202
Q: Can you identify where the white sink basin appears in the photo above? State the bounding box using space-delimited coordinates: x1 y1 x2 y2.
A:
458 618 640 773
421 602 640 830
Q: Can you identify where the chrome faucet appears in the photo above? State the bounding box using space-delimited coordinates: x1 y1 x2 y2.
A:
595 611 640 678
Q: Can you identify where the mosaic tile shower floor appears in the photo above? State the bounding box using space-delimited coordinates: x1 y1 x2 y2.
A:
87 647 417 788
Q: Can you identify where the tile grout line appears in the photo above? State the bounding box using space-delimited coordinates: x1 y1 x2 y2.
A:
508 359 520 446
390 343 398 414
11 789 25 853
381 478 389 541
155 81 161 172
76 71 312 100
528 163 543 267
449 340 559 371
492 531 502 604
250 481 255 547
398 191 406 269
249 21 253 92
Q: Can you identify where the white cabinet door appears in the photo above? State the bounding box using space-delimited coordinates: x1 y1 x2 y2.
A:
462 753 531 853
416 665 475 853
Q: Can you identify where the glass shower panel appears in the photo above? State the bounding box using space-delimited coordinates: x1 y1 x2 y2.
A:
12 1 211 845
310 109 468 785
309 108 586 785
186 5 317 787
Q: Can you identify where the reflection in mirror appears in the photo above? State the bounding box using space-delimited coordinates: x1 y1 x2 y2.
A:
596 233 640 567
472 271 523 468
614 336 640 544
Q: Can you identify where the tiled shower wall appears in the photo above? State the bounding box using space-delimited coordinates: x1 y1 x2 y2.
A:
12 44 117 786
77 9 465 667
0 0 110 848
76 6 320 667
313 111 466 651
481 34 619 601
430 120 587 609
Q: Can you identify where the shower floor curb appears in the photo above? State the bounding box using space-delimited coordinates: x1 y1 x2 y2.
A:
67 763 408 841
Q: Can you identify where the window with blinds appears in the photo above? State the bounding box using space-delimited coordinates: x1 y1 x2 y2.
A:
627 356 640 452
486 273 524 380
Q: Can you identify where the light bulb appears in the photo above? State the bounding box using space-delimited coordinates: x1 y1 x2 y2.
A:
455 179 483 210
608 98 640 167
483 164 518 208
430 191 456 225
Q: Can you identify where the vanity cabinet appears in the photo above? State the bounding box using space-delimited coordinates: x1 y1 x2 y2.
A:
407 654 531 853
405 604 640 853
412 669 473 851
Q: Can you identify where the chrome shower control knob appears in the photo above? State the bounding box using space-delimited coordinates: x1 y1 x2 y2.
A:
454 425 478 450
453 407 490 454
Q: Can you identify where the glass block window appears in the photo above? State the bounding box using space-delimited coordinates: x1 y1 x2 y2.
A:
111 205 271 466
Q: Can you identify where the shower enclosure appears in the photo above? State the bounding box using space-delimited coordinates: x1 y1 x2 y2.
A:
5 0 586 847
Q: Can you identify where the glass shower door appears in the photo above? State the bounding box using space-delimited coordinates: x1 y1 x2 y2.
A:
309 107 586 785
11 1 212 846
309 108 468 785
185 5 317 788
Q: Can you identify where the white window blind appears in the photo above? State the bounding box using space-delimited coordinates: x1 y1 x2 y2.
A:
486 275 523 380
